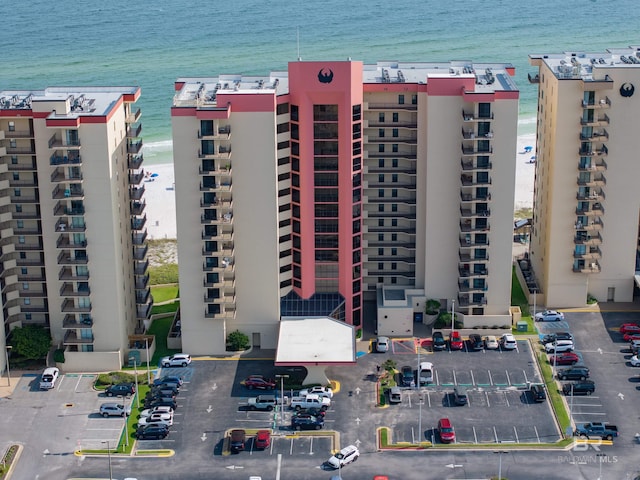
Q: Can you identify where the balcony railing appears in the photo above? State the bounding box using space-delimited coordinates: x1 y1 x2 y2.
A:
63 330 94 345
57 250 88 265
577 175 606 187
578 160 607 172
129 186 146 200
574 233 603 246
61 299 92 312
572 261 601 273
48 135 81 149
128 155 144 170
58 267 90 281
62 314 93 329
51 169 83 183
576 190 605 202
126 123 143 138
581 97 610 109
52 185 84 199
127 141 143 154
125 108 141 124
60 283 91 296
132 230 148 245
580 114 610 127
50 152 81 165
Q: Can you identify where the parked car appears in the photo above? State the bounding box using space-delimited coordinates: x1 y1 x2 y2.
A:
160 353 191 368
468 334 484 350
326 445 360 469
418 362 433 385
437 418 456 443
148 385 179 397
247 395 277 411
535 310 564 322
376 336 390 353
100 403 132 418
401 365 415 387
630 339 640 355
501 333 517 350
140 405 174 418
453 386 468 406
254 430 271 449
629 355 640 367
549 352 580 366
291 413 324 430
299 386 333 398
432 331 447 350
135 424 169 440
449 331 464 350
153 375 184 387
529 384 546 403
229 429 246 452
483 335 499 350
294 407 326 418
557 366 590 381
105 383 135 397
542 332 573 344
545 339 574 353
241 375 276 390
388 387 402 404
624 333 640 342
574 422 618 441
39 367 60 390
144 398 177 410
619 323 640 335
137 412 173 427
145 390 177 401
562 380 595 396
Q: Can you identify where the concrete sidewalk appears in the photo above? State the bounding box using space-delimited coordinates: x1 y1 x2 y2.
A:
0 370 26 398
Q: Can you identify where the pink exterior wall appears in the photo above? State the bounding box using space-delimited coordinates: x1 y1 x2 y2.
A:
288 61 363 325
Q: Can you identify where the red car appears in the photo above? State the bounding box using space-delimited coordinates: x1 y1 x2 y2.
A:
619 323 640 335
449 331 464 350
438 418 456 443
254 430 271 449
549 352 580 366
624 333 640 342
241 375 276 390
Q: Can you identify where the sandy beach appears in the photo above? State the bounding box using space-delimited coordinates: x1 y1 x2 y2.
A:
142 134 537 240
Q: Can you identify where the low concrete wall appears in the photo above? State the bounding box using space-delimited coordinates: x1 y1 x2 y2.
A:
513 261 546 306
58 350 121 373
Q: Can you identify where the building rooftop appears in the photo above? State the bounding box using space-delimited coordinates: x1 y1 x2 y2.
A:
530 46 640 80
0 86 139 117
173 60 517 108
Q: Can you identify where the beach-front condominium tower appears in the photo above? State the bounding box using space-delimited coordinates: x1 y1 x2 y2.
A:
528 47 640 307
172 60 518 355
0 87 151 372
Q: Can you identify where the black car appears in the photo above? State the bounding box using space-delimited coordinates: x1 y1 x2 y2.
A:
453 386 468 406
468 334 484 350
135 424 169 440
148 385 179 396
105 383 135 397
529 384 546 403
229 429 246 452
556 366 590 381
432 331 447 350
291 414 324 430
295 407 326 418
562 380 595 396
146 390 177 401
401 365 415 387
144 398 178 410
542 332 573 344
153 375 184 387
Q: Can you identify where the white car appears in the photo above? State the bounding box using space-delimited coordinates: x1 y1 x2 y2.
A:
418 362 433 385
160 353 192 368
327 444 360 469
500 334 517 350
376 336 390 353
137 412 173 427
535 310 564 322
544 339 574 353
484 335 499 350
39 367 60 390
140 405 174 418
629 355 640 367
299 386 333 398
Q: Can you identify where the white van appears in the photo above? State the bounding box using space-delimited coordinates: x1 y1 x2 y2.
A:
40 367 60 390
419 362 433 385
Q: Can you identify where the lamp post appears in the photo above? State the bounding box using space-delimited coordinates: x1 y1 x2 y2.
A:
129 356 140 409
145 337 151 385
101 440 113 480
451 299 455 335
494 450 507 480
418 394 424 443
5 346 12 387
532 288 537 320
275 374 289 424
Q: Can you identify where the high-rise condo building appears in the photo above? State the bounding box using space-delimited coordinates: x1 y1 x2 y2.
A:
171 60 519 355
0 87 151 372
528 47 640 307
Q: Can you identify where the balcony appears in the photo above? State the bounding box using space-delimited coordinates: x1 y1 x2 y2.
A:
51 168 83 183
461 160 492 171
580 114 610 127
367 135 417 145
15 242 43 251
527 73 540 84
63 330 94 345
58 267 90 281
578 159 607 172
364 120 417 129
56 235 87 249
198 147 232 160
579 145 608 157
461 145 493 156
462 111 494 122
459 235 490 247
198 126 231 140
363 150 417 160
577 175 606 187
573 246 602 260
126 123 143 138
574 233 603 246
460 207 491 218
136 302 152 319
580 130 609 142
52 185 84 200
50 152 81 166
132 230 148 245
129 186 146 200
61 299 92 312
456 294 487 307
129 171 145 185
136 288 151 305
53 201 85 217
460 192 491 203
459 220 490 233
134 259 149 275
200 182 232 193
458 267 489 278
7 160 37 171
48 135 81 149
366 102 417 111
575 203 604 216
62 314 93 329
581 97 610 109
573 261 601 273
367 195 416 205
131 200 146 216
131 214 147 231
58 250 88 265
126 108 141 124
4 130 33 139
6 146 35 155
127 141 143 155
128 155 144 170
133 244 148 260
135 273 150 290
576 190 605 202
60 282 91 296
201 229 233 241
577 219 604 231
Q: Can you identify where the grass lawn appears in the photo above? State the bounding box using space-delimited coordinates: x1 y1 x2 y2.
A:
511 266 535 335
150 284 179 303
147 316 179 365
535 346 571 432
151 301 180 315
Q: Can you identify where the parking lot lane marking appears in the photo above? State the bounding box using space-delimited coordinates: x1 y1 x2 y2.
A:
309 436 313 454
289 437 294 455
453 370 457 385
505 370 511 386
522 370 528 385
485 391 490 407
488 370 493 385
473 427 478 444
470 370 475 385
493 426 498 443
534 426 541 443
513 426 519 443
435 370 440 385
75 375 83 391
504 391 510 407
427 390 431 408
407 393 412 408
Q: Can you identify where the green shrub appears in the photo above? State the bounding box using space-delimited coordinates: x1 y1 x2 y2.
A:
53 349 65 363
96 371 138 387
587 293 598 304
226 330 250 351
425 299 441 315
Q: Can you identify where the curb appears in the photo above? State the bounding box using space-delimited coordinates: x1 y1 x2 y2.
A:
2 443 23 480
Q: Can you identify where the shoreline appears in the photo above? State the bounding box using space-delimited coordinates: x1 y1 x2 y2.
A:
141 132 537 240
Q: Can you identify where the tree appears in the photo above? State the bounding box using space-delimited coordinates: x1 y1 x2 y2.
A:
9 325 51 360
425 299 441 315
227 330 250 351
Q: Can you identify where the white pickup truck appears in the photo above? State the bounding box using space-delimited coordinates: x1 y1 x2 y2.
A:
289 393 331 411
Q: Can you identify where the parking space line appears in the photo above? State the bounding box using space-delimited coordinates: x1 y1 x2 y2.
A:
523 370 528 385
505 370 511 386
488 370 493 385
453 370 457 385
435 370 439 385
289 437 294 455
470 370 475 385
513 426 518 443
493 426 498 443
75 375 83 391
534 426 541 443
485 391 490 407
309 436 314 454
473 427 478 444
504 391 510 407
426 390 431 408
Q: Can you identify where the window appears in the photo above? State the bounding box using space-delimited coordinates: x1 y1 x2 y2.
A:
291 105 299 121
392 158 398 167
378 219 384 227
392 144 398 153
21 268 27 274
391 248 397 256
276 103 289 115
14 188 20 197
378 204 384 212
24 298 30 305
391 233 397 241
379 112 385 122
378 234 384 241
277 123 289 134
392 128 398 138
8 121 15 132
391 204 398 212
378 144 384 153
392 112 398 123
391 263 397 270
391 219 398 227
11 156 18 165
392 174 398 183
398 95 405 105
352 104 361 121
391 189 398 198
378 248 384 256
378 159 384 168
378 189 384 198
379 129 385 138
379 174 384 183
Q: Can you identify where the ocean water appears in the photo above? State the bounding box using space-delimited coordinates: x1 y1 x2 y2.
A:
1 0 638 164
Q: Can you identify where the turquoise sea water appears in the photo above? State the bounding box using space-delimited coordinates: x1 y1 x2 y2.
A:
1 0 638 164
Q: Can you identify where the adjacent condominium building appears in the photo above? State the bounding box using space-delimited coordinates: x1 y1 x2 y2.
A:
528 47 640 307
0 87 152 372
171 60 519 355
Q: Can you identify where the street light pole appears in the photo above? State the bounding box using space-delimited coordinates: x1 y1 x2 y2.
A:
5 346 12 387
129 356 140 409
418 394 423 443
145 337 151 385
119 395 129 448
101 440 113 480
275 374 289 424
451 299 455 335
